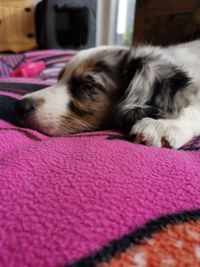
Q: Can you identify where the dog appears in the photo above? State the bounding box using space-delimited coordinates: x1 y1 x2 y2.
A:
15 40 200 149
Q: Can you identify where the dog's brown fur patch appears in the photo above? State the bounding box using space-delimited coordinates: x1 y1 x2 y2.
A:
72 60 95 77
60 90 112 133
34 98 45 107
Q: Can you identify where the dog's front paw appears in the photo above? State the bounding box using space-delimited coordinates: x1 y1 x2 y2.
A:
130 118 166 147
130 118 192 149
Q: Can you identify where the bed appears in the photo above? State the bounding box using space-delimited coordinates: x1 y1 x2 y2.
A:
0 50 200 267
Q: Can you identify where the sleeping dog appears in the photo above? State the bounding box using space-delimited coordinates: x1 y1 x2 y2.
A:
15 40 200 149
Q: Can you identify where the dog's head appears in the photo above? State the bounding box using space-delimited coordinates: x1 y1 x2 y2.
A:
15 46 129 136
15 45 191 136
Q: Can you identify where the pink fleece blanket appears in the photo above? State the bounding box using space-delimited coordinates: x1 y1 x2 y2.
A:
1 52 200 267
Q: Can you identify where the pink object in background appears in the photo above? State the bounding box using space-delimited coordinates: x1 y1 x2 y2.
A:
10 61 46 77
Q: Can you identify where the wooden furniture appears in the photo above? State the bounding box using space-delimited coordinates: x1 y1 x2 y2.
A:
133 0 200 46
0 0 37 52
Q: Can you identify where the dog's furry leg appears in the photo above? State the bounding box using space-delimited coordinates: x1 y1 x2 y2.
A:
130 103 200 149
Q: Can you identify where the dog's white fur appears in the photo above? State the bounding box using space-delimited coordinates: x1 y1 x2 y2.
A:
25 84 70 136
19 40 200 148
131 104 200 148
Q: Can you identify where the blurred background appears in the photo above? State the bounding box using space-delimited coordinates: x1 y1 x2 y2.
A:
1 0 200 52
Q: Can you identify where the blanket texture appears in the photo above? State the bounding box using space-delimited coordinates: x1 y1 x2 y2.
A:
0 51 200 267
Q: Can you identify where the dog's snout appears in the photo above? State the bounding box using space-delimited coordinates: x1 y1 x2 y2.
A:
15 98 34 117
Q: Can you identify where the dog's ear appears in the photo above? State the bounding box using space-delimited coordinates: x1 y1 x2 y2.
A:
150 67 190 116
116 54 190 132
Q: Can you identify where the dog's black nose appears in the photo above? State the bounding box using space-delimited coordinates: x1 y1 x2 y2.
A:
15 98 34 117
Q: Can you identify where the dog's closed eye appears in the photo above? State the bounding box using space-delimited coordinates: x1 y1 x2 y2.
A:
68 101 92 116
69 75 95 99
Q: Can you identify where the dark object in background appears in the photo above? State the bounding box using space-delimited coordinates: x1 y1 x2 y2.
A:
35 0 96 50
133 0 200 46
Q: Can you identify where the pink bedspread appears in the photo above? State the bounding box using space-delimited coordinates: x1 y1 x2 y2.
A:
0 51 200 267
